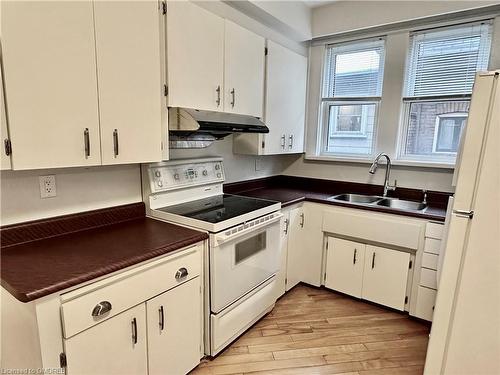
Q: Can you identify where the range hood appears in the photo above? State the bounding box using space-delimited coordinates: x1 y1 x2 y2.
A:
168 107 269 148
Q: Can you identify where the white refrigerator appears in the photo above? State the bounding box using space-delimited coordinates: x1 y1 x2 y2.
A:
424 71 500 374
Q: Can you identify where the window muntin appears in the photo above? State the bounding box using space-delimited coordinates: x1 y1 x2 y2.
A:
321 39 385 157
400 21 492 164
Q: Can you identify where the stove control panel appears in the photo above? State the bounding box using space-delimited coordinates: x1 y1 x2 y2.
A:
148 159 225 193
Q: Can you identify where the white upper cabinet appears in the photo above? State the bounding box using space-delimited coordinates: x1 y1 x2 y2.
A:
224 20 265 117
94 1 163 165
166 1 224 112
1 65 11 170
2 1 101 169
265 40 307 154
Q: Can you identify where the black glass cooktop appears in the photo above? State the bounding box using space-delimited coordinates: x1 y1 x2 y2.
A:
158 194 278 223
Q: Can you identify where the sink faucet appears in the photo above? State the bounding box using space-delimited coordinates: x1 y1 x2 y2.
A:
369 153 397 197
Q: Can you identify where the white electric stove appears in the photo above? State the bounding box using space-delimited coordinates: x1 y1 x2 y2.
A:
142 157 282 355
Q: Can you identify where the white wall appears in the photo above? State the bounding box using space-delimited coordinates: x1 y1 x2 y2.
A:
0 165 141 225
312 1 500 37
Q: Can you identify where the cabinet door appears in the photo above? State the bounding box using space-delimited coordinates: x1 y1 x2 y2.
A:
224 20 265 117
94 1 162 165
2 1 101 169
147 277 202 375
264 41 307 155
0 65 11 170
362 245 410 311
325 238 365 298
286 206 304 291
65 304 148 375
276 210 290 298
166 1 224 111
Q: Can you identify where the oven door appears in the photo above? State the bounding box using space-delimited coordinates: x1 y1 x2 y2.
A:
210 214 282 313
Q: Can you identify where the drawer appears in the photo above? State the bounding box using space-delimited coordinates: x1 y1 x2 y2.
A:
414 286 437 321
61 245 202 338
420 267 438 289
422 252 439 270
425 222 444 240
424 238 441 255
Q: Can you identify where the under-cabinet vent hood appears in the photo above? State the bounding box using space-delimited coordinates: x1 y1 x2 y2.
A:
168 107 268 148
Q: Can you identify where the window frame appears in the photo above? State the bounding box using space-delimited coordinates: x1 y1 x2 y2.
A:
432 112 468 154
318 37 386 158
397 20 492 165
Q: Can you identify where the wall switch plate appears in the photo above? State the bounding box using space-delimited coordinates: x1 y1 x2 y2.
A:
39 175 57 198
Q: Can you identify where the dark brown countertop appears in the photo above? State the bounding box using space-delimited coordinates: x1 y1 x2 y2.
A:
1 203 208 302
225 176 450 222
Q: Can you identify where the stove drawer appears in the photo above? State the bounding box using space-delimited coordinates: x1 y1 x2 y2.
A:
211 276 276 355
61 245 202 338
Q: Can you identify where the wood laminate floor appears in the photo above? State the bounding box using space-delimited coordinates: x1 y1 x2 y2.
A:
191 284 430 375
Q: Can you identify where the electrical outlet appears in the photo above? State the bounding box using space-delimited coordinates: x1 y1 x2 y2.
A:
39 175 57 198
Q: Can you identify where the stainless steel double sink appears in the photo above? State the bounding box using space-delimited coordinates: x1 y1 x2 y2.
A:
328 193 427 212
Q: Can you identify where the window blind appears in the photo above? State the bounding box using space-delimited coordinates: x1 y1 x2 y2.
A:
323 39 385 98
405 21 492 98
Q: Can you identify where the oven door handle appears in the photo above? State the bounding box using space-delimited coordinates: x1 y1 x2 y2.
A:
213 213 283 246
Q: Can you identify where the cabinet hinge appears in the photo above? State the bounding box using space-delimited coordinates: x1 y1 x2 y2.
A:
161 1 167 14
261 140 265 149
4 139 11 156
409 260 412 269
324 272 327 282
59 353 67 368
164 84 168 97
264 47 268 56
404 296 409 304
326 242 329 250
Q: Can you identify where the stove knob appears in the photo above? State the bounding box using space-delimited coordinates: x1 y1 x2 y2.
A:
217 173 221 178
174 173 180 180
215 164 220 170
157 180 163 187
202 170 208 176
154 170 161 178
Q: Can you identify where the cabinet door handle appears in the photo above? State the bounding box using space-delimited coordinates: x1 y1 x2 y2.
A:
113 129 119 157
175 267 188 280
216 85 221 107
353 249 357 265
131 317 138 344
371 252 376 269
281 134 286 149
284 219 289 234
159 305 165 331
230 88 235 108
83 128 90 158
299 213 304 228
288 134 293 149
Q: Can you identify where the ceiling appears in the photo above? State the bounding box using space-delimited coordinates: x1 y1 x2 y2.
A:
302 0 338 8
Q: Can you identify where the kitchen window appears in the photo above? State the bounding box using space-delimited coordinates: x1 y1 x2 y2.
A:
320 39 385 157
399 21 492 164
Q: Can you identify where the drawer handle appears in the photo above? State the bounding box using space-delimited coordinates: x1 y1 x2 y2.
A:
131 317 138 344
91 301 112 317
159 305 165 331
175 267 188 280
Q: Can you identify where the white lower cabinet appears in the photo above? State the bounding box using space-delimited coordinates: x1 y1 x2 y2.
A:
325 238 365 298
325 238 410 311
65 304 148 375
362 245 410 311
275 208 291 298
147 277 201 375
414 286 437 321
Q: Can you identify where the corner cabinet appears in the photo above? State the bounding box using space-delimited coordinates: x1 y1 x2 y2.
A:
166 1 264 117
1 1 163 170
1 243 205 375
234 40 307 155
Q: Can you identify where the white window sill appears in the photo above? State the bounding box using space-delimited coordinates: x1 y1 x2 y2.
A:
305 154 456 169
